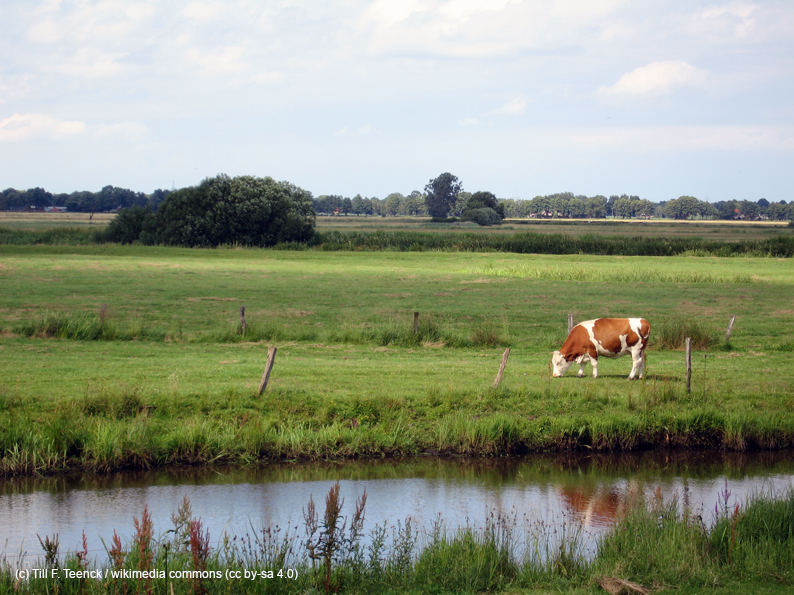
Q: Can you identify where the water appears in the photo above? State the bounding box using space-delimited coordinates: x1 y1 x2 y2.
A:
2 451 793 567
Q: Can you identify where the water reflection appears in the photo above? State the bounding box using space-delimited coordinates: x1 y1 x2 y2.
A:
2 451 792 567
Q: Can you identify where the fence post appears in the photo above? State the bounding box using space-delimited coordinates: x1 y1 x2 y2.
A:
240 306 246 336
413 311 419 334
493 348 511 388
685 337 692 394
725 314 736 343
567 313 574 334
258 346 277 395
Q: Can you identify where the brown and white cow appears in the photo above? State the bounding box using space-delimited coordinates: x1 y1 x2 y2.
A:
551 318 650 379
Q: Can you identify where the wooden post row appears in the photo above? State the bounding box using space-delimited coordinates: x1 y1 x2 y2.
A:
240 306 247 336
567 313 574 334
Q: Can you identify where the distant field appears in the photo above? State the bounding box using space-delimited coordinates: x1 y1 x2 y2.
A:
0 211 114 229
316 215 792 240
1 212 791 241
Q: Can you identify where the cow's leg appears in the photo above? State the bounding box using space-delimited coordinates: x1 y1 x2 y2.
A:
591 357 598 378
628 349 643 380
578 361 586 377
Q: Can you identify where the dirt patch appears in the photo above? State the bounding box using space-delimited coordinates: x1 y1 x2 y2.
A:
186 297 239 302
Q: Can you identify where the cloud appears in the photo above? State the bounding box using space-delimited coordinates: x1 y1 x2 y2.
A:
358 0 625 58
487 97 527 117
334 124 375 137
182 1 225 22
186 45 246 75
599 60 706 97
562 124 794 151
0 113 86 142
95 121 149 141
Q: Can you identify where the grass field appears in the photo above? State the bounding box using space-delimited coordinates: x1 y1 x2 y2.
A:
1 241 793 475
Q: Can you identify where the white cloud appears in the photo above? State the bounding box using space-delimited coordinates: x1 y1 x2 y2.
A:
186 45 246 75
358 0 625 58
599 61 706 97
95 121 149 141
182 1 225 22
696 2 758 39
562 125 794 151
0 113 86 142
54 48 126 78
487 97 527 117
334 124 375 137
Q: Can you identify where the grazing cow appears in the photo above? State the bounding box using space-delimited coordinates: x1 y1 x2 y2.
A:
551 318 650 379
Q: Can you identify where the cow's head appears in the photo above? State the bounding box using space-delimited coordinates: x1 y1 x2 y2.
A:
551 351 573 377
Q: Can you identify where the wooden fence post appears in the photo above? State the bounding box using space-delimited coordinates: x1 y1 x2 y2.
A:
258 346 277 395
567 313 574 334
240 306 246 336
725 314 736 343
413 311 419 334
493 348 511 388
685 337 692 394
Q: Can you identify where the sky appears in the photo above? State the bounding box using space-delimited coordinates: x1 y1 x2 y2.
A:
1 0 793 202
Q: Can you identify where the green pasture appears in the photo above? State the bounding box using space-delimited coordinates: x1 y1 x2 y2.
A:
1 244 793 474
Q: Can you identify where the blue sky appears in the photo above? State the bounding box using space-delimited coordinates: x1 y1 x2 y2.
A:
1 0 792 202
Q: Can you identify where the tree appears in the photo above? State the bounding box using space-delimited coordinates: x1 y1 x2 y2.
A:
461 190 505 225
151 174 315 247
101 205 156 243
664 195 701 220
383 193 404 216
424 172 462 219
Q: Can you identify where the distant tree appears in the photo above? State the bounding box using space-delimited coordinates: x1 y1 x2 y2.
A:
767 201 789 221
586 196 608 218
664 195 702 220
26 187 54 209
383 193 404 216
100 205 156 244
341 197 352 216
424 172 462 219
461 191 505 225
738 200 760 220
402 191 427 216
351 194 366 215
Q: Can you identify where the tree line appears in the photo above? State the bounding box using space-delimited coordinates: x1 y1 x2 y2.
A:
315 190 793 222
3 175 792 222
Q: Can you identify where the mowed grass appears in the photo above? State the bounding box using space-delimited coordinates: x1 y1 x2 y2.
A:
1 244 793 474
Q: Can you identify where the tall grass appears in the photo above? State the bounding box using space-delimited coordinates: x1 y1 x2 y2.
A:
309 230 794 257
654 315 716 350
4 485 792 593
12 311 508 348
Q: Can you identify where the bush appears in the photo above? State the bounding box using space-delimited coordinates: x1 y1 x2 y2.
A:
463 207 503 226
100 205 155 244
101 175 316 247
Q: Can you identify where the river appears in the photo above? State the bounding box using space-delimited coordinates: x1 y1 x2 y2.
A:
2 450 793 568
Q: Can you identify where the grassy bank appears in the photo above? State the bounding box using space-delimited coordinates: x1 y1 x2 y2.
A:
1 245 793 475
3 484 792 593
